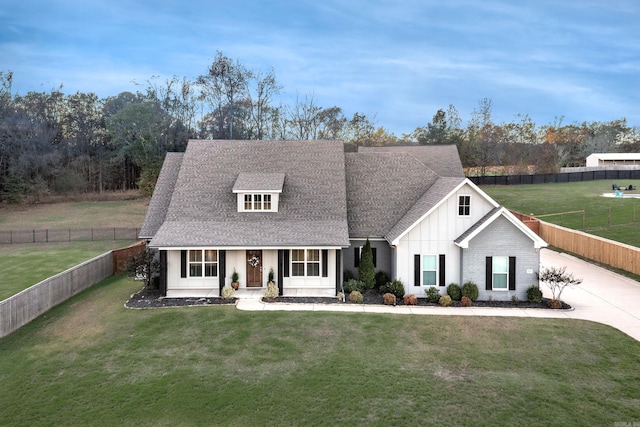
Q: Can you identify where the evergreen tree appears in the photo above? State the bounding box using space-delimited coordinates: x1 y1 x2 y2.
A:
358 238 375 290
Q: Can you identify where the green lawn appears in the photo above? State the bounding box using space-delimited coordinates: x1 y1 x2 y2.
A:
1 275 639 426
482 180 640 247
0 241 137 301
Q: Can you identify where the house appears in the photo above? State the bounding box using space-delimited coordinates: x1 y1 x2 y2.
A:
586 153 640 167
140 140 546 301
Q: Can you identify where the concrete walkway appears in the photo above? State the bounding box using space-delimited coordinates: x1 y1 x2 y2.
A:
236 249 640 342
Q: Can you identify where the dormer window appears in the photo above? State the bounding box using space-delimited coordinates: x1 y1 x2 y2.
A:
243 193 272 211
233 172 284 212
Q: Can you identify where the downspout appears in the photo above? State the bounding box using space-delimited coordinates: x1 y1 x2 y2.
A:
459 246 464 285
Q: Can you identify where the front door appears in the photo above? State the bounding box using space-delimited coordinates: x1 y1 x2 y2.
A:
246 250 263 287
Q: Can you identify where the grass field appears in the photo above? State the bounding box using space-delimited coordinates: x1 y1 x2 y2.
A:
0 197 149 230
482 180 640 247
0 196 148 300
1 274 639 426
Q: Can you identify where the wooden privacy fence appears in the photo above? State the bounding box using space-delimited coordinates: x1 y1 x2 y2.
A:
0 241 146 338
539 221 640 276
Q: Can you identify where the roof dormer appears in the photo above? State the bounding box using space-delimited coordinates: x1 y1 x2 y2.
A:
233 172 285 212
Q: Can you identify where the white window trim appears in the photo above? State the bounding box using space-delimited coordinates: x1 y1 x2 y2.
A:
238 193 277 212
422 254 438 287
188 249 218 278
458 194 471 217
492 255 509 291
291 249 321 277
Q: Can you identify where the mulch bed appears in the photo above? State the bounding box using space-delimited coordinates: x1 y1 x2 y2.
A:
126 288 571 310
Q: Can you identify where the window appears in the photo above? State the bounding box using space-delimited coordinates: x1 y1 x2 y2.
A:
492 256 508 290
291 249 320 277
241 193 274 211
458 195 470 216
188 250 218 277
422 255 437 286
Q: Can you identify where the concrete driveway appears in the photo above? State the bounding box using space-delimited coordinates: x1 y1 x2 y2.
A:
540 248 640 342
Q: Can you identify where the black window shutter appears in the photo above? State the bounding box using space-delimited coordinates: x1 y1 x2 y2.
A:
335 249 341 294
218 250 226 296
283 250 290 277
322 250 328 277
486 257 492 290
277 250 284 295
181 250 187 278
372 248 377 268
159 250 167 295
414 254 420 286
354 247 360 268
509 257 516 290
439 254 446 286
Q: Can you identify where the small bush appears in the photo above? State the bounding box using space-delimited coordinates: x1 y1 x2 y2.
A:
461 296 472 307
374 270 389 290
380 279 405 298
343 269 354 282
438 295 452 307
511 295 520 304
425 287 441 303
343 279 364 294
547 299 562 309
337 292 345 302
221 284 236 299
447 283 462 301
263 281 279 299
349 290 364 304
403 294 418 305
526 285 543 304
461 281 479 301
383 293 396 305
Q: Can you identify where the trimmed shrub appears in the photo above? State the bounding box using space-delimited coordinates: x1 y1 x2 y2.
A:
461 281 479 301
380 279 405 298
358 239 375 290
349 290 364 304
526 285 543 304
343 279 364 294
461 296 472 307
403 294 418 305
383 293 396 305
547 299 562 309
447 283 462 301
374 270 389 290
438 295 452 307
343 269 355 283
425 287 441 303
263 281 279 299
221 284 236 299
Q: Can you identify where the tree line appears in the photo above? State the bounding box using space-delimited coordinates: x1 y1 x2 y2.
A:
1 51 639 203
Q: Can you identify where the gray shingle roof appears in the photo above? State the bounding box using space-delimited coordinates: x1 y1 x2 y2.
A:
139 153 184 239
358 145 465 177
345 152 440 238
148 140 350 248
233 172 285 193
454 206 501 245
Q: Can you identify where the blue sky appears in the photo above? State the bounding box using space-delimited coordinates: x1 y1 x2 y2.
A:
2 0 639 135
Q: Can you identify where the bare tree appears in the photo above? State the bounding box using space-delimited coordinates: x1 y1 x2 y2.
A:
197 51 251 139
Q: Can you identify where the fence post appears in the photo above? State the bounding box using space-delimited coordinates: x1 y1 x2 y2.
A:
608 207 611 227
32 230 35 243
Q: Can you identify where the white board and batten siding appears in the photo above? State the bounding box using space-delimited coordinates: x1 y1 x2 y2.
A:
395 183 497 296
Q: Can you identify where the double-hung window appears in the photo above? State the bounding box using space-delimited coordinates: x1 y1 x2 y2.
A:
291 249 320 277
422 255 437 286
242 193 273 211
188 250 218 277
492 256 508 290
458 195 471 216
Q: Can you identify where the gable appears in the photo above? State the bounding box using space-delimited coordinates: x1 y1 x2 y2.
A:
455 207 547 249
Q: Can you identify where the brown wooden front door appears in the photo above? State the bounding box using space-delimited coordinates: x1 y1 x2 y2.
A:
246 250 263 287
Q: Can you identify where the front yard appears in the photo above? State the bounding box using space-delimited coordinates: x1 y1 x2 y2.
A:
1 275 639 426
